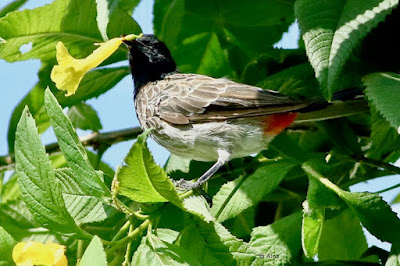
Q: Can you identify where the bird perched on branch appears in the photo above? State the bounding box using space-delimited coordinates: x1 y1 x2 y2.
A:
122 34 358 189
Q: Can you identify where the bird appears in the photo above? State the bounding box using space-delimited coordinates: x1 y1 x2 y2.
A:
122 34 323 189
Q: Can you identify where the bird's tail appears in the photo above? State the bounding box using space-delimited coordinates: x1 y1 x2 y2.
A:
331 88 364 101
295 101 368 123
295 88 365 114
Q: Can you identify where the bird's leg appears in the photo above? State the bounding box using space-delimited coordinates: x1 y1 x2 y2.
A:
174 150 230 190
174 160 225 189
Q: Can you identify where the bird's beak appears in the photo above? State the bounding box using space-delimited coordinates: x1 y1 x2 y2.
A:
122 33 143 47
122 39 136 47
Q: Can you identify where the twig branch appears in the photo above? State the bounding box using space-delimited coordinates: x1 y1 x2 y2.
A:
340 156 400 189
355 156 400 176
0 126 143 171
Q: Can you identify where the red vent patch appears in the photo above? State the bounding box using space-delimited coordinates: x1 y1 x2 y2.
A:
263 113 298 135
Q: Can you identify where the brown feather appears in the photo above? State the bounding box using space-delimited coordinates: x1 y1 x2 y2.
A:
143 73 310 125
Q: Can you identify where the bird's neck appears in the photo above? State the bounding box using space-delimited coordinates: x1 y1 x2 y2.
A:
128 53 177 95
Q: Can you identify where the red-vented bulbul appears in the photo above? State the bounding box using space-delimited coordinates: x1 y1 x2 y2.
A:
123 35 338 189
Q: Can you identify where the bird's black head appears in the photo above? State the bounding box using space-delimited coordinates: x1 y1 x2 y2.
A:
123 34 177 93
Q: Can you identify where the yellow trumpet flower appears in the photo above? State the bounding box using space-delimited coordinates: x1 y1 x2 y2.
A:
51 34 142 96
12 241 67 266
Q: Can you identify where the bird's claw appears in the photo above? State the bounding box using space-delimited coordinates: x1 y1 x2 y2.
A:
173 178 199 190
173 179 213 206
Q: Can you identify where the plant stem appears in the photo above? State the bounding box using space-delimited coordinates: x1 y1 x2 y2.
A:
347 156 400 192
77 240 84 259
178 189 194 199
375 183 400 194
109 219 132 244
106 219 151 256
101 239 112 245
308 156 400 194
109 255 122 266
123 224 134 266
341 169 393 187
334 154 400 188
278 187 305 199
355 156 400 176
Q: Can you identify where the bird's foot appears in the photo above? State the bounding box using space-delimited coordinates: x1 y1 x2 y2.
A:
173 179 212 206
173 178 201 190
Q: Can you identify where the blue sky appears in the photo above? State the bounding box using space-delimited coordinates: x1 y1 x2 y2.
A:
1 0 399 251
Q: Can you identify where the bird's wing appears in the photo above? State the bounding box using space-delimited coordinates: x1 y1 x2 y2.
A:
158 73 309 124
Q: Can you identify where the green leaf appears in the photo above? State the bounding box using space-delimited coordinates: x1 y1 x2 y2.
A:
86 150 115 179
206 223 256 264
131 233 202 265
257 62 321 99
211 160 295 223
318 209 368 261
342 191 400 243
164 154 214 184
301 158 347 259
117 0 140 15
240 49 309 88
183 195 214 222
364 72 400 130
1 173 21 203
14 107 85 237
302 204 324 258
392 191 400 205
173 32 233 78
177 219 257 265
320 119 362 156
249 212 303 264
79 236 107 266
176 225 224 265
303 161 400 243
0 172 3 195
154 0 294 77
304 159 348 210
95 0 141 41
0 0 138 63
369 107 400 159
264 133 309 163
387 242 400 266
223 208 255 239
0 200 37 240
105 4 142 40
44 89 111 198
155 228 180 244
155 0 294 52
7 82 48 153
301 156 357 258
115 130 182 206
295 0 398 99
0 226 16 265
96 0 119 41
68 103 102 131
165 154 192 174
55 168 116 224
0 0 28 18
